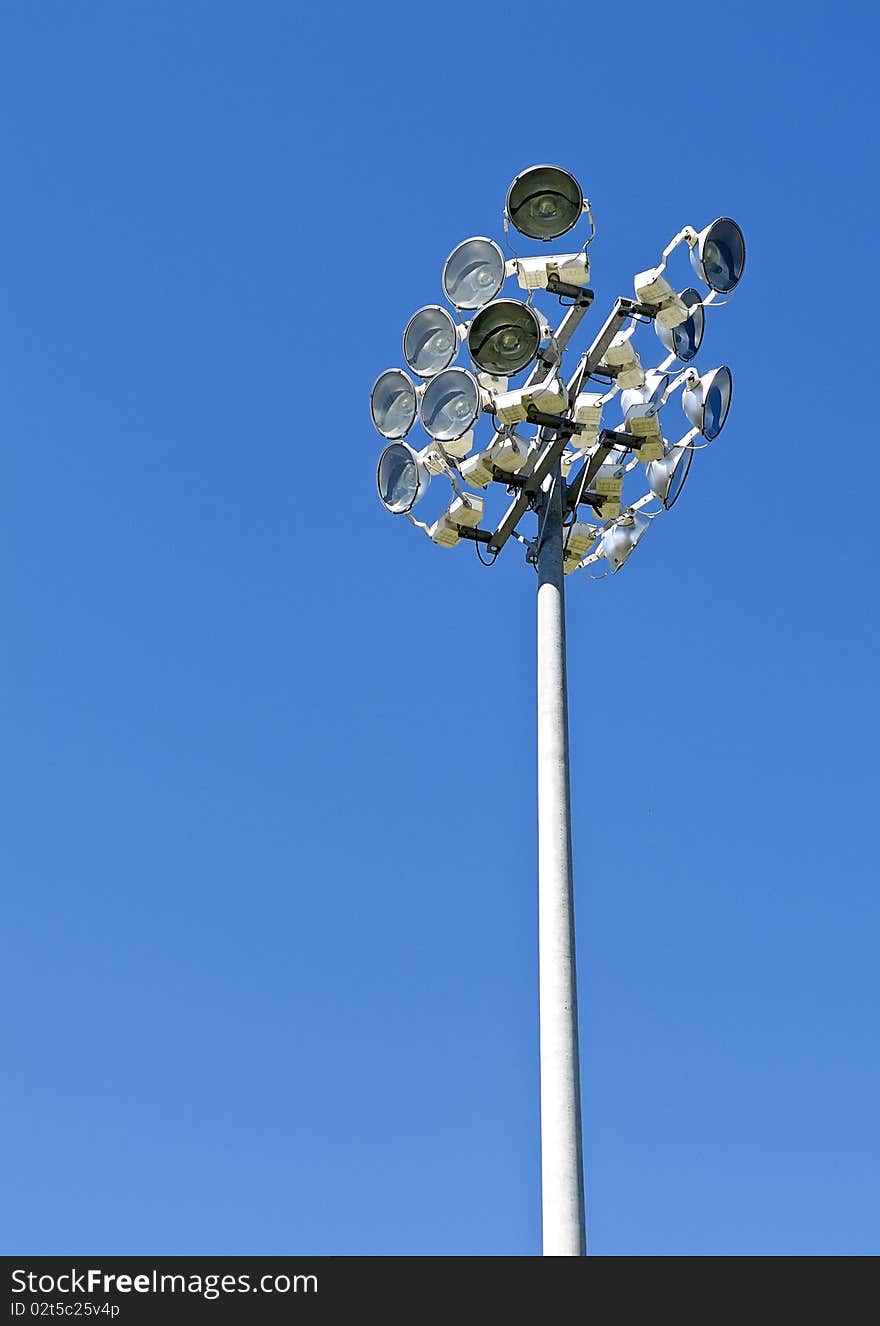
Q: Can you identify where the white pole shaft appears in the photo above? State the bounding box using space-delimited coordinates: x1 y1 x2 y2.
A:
536 465 587 1256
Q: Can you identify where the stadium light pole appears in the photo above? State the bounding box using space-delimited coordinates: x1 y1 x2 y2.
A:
535 458 586 1254
370 167 745 1255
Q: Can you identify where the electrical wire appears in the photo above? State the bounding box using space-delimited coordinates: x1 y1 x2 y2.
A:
532 475 557 564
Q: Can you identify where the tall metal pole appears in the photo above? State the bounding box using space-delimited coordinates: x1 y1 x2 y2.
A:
535 462 587 1256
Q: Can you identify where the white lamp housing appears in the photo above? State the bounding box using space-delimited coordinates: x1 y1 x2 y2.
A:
493 373 568 425
573 391 604 445
604 332 645 390
447 494 484 528
515 253 590 291
476 372 509 394
489 429 530 473
428 516 461 548
633 268 689 328
428 493 485 548
441 430 474 460
620 372 667 459
459 451 495 488
593 481 623 519
418 429 474 469
566 522 598 558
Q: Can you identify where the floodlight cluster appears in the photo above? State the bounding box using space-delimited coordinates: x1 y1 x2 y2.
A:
370 164 745 577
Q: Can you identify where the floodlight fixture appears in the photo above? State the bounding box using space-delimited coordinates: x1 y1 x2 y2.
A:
573 390 604 445
619 373 667 454
564 523 599 572
505 165 585 241
689 217 746 294
467 299 542 377
442 236 507 310
591 456 625 519
682 365 732 440
370 368 418 439
427 493 486 548
619 369 667 413
565 522 599 559
403 304 461 379
603 331 645 390
515 252 590 292
645 441 693 509
420 366 483 442
493 372 568 425
458 450 495 488
633 269 689 328
489 428 530 474
421 429 474 464
447 493 484 528
655 287 705 362
600 513 649 572
376 441 431 514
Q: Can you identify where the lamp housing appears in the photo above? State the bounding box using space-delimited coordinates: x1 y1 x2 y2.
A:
459 451 495 488
516 253 590 291
489 429 530 474
633 269 689 328
493 373 567 425
603 333 645 390
573 391 603 445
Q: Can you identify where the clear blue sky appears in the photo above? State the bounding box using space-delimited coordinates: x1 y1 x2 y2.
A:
2 1 878 1256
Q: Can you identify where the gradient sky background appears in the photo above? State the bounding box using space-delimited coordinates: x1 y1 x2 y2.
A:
2 1 878 1256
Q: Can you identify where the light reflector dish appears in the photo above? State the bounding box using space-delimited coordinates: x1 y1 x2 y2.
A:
420 366 482 442
505 165 584 241
690 218 746 293
467 299 541 376
646 443 693 509
377 442 430 514
370 369 417 439
442 237 506 310
656 288 705 362
403 305 459 379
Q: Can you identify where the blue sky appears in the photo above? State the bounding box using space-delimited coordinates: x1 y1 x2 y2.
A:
1 1 878 1255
